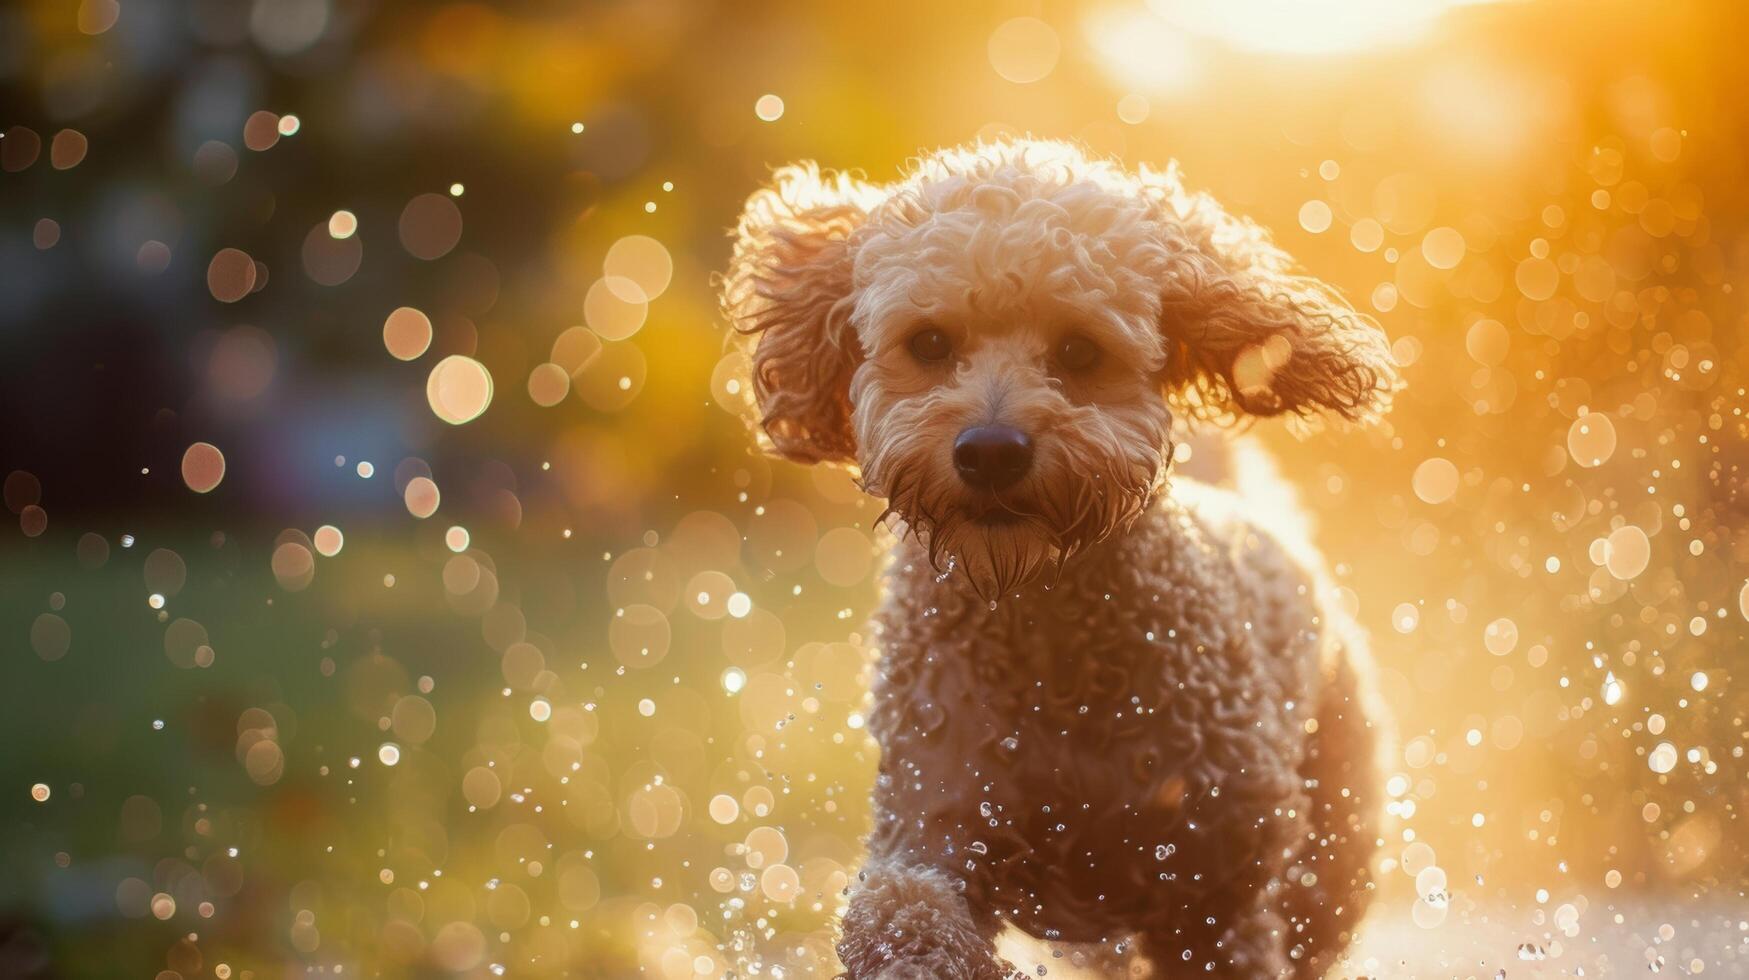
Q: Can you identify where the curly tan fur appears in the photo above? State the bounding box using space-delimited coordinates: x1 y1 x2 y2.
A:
720 163 885 464
719 139 1397 978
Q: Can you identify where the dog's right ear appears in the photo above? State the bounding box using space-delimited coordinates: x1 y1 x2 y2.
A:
720 163 882 466
1140 163 1399 426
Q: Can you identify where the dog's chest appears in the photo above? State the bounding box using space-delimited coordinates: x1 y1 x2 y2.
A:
869 568 1270 821
863 509 1322 935
870 514 1299 777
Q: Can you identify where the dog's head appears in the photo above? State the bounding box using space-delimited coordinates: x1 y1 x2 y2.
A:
720 139 1397 599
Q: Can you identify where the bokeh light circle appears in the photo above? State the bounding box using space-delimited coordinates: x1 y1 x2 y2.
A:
426 356 494 424
302 221 362 286
603 235 674 301
313 525 344 557
51 129 88 170
987 17 1060 83
754 94 785 122
584 277 648 341
527 363 570 407
815 527 873 586
1605 525 1651 580
383 307 433 361
1116 93 1151 125
1421 226 1467 269
404 477 441 519
1464 319 1510 365
181 442 226 493
1411 457 1458 505
1567 412 1617 467
271 542 315 592
399 193 463 260
551 326 604 377
207 249 257 303
610 604 672 668
31 613 70 661
1515 256 1559 300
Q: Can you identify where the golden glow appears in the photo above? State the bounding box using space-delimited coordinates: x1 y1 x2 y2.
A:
1147 0 1477 55
1082 7 1198 95
9 2 1747 975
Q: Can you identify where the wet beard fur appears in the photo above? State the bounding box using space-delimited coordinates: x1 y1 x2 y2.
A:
868 460 1161 603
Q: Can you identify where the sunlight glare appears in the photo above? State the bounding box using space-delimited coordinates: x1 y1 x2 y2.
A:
1147 0 1480 55
1083 7 1199 95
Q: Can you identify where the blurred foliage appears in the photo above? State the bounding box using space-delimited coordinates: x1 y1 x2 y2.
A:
4 0 1749 976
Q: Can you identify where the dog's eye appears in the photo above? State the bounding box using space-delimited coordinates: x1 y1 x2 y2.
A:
908 327 953 362
1056 334 1101 371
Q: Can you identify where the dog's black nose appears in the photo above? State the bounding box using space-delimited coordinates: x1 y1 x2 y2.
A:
953 425 1033 490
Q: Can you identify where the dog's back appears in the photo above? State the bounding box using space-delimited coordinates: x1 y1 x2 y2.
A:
1176 431 1394 973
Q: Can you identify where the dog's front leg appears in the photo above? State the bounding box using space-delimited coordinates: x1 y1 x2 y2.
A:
835 860 1017 980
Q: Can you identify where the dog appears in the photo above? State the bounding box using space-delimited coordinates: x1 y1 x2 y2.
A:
719 139 1398 979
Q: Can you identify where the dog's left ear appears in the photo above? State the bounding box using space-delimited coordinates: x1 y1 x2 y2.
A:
1143 164 1400 424
720 163 883 465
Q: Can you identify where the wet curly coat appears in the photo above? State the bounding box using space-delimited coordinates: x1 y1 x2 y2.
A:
720 139 1399 979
